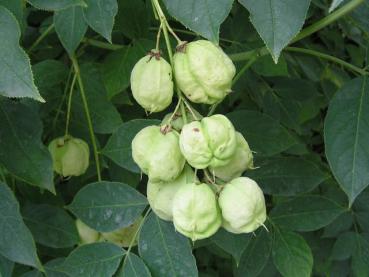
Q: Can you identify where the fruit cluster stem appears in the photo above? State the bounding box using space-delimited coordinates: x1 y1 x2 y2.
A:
70 55 102 182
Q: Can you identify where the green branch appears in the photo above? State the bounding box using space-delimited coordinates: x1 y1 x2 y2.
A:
28 23 54 52
286 47 369 75
70 55 102 182
291 0 365 43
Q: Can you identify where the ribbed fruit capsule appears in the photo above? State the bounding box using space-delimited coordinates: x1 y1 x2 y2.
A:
218 177 266 234
48 136 89 177
147 165 197 221
173 40 236 104
210 132 253 181
130 50 173 112
132 125 185 182
172 182 221 241
179 114 237 169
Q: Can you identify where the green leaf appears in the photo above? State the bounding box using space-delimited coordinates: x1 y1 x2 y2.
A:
329 0 345 13
272 230 313 277
44 258 68 277
0 100 54 193
227 110 296 156
27 0 86 11
234 228 272 277
0 0 23 26
239 0 311 62
138 213 198 277
60 242 125 276
102 119 160 173
246 157 328 196
116 253 151 277
82 0 118 42
351 233 369 277
0 255 14 277
33 60 69 89
271 195 345 231
0 182 42 270
324 76 369 205
212 228 251 265
0 7 44 102
101 41 149 99
22 204 79 248
162 0 233 43
331 232 356 261
54 6 88 55
322 212 353 238
252 55 289 77
72 63 122 134
68 181 147 232
115 0 150 40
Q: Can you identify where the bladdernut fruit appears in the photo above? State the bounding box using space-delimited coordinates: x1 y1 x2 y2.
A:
172 182 221 241
132 125 185 182
179 114 237 169
100 216 142 247
130 50 173 113
48 136 89 177
173 40 236 104
75 219 100 244
210 132 254 181
218 177 266 234
147 165 197 221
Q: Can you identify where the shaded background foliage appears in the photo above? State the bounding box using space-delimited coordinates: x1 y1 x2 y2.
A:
0 0 369 276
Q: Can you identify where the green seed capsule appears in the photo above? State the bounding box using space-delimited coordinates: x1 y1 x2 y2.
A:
173 40 236 104
48 136 89 177
130 50 173 112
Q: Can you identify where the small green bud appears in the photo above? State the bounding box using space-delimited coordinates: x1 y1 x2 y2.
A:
173 40 236 104
210 132 254 181
179 114 237 169
75 219 100 244
147 165 197 221
172 182 221 241
48 136 89 177
132 125 185 182
218 177 266 234
130 50 173 112
100 216 142 247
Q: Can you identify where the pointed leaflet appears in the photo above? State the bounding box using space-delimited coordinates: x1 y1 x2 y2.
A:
0 100 54 193
233 228 272 276
139 213 198 277
0 182 42 270
60 242 125 276
27 0 86 11
162 0 233 43
212 228 251 265
239 0 311 62
246 157 328 196
329 0 345 12
227 110 296 156
83 0 118 42
0 7 44 102
324 77 369 205
116 253 151 277
272 230 313 277
54 6 87 55
22 204 79 248
270 195 345 231
68 181 147 232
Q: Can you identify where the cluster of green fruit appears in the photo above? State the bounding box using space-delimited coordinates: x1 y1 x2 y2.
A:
131 40 267 241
